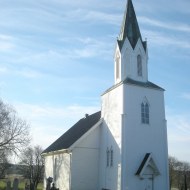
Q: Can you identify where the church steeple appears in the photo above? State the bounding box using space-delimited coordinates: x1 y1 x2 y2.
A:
118 0 145 50
114 0 148 84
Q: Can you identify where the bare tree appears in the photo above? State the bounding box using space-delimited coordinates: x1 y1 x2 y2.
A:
169 156 178 189
19 146 44 190
169 156 190 190
0 99 30 155
0 151 10 178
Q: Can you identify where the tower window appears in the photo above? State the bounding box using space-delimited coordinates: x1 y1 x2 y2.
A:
137 55 142 76
141 102 149 124
110 147 113 167
106 148 110 167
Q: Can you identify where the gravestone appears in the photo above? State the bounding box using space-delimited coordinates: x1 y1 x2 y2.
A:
46 177 53 190
6 181 11 190
25 182 30 190
13 178 19 190
50 183 59 190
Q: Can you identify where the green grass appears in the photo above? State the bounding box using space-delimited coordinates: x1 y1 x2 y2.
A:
0 179 43 190
0 181 6 190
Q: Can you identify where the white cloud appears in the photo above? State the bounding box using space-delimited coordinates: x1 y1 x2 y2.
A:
0 66 8 74
142 29 190 49
167 111 190 161
136 0 190 15
31 37 113 60
83 11 121 25
72 37 113 59
181 93 190 100
14 68 44 79
0 65 44 79
139 17 190 33
0 34 15 51
167 113 190 145
14 102 100 148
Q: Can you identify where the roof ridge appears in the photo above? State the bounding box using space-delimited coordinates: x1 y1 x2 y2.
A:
42 111 101 154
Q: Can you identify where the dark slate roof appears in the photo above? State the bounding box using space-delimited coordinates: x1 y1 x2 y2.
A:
43 111 101 154
118 0 146 51
124 78 164 90
136 153 151 175
102 78 164 95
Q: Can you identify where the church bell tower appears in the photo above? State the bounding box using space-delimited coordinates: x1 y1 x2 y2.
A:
100 0 169 189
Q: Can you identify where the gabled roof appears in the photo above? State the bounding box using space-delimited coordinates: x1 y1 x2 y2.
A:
117 0 146 51
42 111 101 154
136 153 151 175
136 153 160 178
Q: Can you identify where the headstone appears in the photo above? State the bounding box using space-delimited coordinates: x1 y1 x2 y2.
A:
13 178 19 190
50 183 55 190
50 183 59 190
46 177 53 190
25 182 30 190
6 181 11 190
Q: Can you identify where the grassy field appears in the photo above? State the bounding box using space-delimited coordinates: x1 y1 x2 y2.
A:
0 179 43 190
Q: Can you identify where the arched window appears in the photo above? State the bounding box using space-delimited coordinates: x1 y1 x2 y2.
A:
141 102 149 124
106 147 114 167
106 148 110 167
137 55 142 76
110 147 113 167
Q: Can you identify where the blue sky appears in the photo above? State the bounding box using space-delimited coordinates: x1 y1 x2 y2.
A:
0 0 190 162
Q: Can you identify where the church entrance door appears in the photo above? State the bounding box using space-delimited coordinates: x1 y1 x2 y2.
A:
144 175 153 190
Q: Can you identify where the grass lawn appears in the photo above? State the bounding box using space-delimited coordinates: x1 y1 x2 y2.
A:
0 179 43 190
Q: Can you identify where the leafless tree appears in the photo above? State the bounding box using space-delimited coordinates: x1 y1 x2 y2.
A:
19 146 44 190
169 156 178 189
169 156 190 190
0 99 30 155
0 151 9 178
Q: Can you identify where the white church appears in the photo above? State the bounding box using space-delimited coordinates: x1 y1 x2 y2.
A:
42 0 169 189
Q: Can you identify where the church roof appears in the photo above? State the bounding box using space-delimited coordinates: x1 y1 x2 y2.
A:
102 78 164 96
136 153 151 175
136 153 160 177
124 78 164 90
42 111 101 154
117 0 146 50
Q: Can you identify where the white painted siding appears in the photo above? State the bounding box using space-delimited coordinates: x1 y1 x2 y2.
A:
44 153 71 190
70 125 100 190
99 85 123 190
121 84 169 190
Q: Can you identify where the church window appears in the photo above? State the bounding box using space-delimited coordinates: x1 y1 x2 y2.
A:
116 54 120 79
110 147 113 167
141 102 149 124
106 148 110 167
137 55 142 76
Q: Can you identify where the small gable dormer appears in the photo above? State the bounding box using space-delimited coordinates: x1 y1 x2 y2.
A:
114 0 148 84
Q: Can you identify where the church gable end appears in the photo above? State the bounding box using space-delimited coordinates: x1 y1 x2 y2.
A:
136 153 160 179
43 111 101 154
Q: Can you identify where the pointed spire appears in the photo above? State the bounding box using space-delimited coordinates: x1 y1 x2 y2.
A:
118 0 145 50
